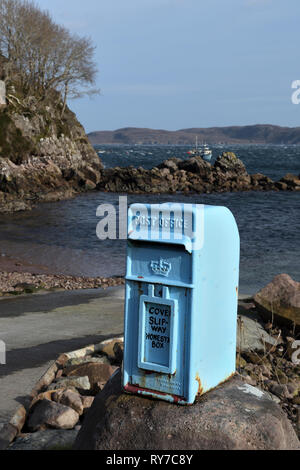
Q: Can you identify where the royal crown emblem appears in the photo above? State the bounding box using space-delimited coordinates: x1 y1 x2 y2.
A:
150 258 171 277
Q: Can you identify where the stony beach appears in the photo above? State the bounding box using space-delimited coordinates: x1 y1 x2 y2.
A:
0 254 124 296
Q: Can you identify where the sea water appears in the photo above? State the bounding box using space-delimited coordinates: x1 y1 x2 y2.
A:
0 144 299 294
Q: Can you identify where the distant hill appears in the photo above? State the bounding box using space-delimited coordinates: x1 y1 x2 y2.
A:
88 125 300 145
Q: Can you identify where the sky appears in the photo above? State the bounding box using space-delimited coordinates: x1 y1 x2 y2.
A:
36 0 300 133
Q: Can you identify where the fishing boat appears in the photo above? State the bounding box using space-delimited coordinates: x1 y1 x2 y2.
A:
187 137 212 162
200 143 213 162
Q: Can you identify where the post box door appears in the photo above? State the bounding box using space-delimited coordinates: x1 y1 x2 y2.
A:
124 280 191 401
138 285 178 375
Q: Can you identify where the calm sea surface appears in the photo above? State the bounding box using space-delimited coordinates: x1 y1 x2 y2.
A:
0 144 299 294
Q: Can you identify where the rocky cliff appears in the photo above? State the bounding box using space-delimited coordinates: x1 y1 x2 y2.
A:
0 77 103 213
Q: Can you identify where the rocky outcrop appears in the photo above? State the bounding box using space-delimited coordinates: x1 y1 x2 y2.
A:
98 152 300 194
254 274 300 326
0 85 103 213
74 369 299 450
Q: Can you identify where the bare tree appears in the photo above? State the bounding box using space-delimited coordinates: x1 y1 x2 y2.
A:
58 34 99 117
0 0 99 113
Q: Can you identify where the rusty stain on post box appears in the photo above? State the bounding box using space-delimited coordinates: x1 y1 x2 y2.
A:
123 203 240 405
195 373 204 396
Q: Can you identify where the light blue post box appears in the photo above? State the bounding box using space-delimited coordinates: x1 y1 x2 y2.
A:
123 203 240 405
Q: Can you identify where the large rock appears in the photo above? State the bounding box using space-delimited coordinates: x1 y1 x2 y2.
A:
53 389 84 416
98 337 124 361
280 173 300 190
65 355 111 367
214 152 247 175
158 158 181 172
9 429 79 451
178 156 212 178
64 363 117 392
49 376 91 391
254 274 300 326
81 396 95 412
237 312 278 353
28 399 79 432
74 369 299 450
251 173 274 190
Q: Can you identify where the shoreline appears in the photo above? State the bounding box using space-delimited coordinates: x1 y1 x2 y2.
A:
0 254 125 296
0 253 52 275
1 152 299 214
